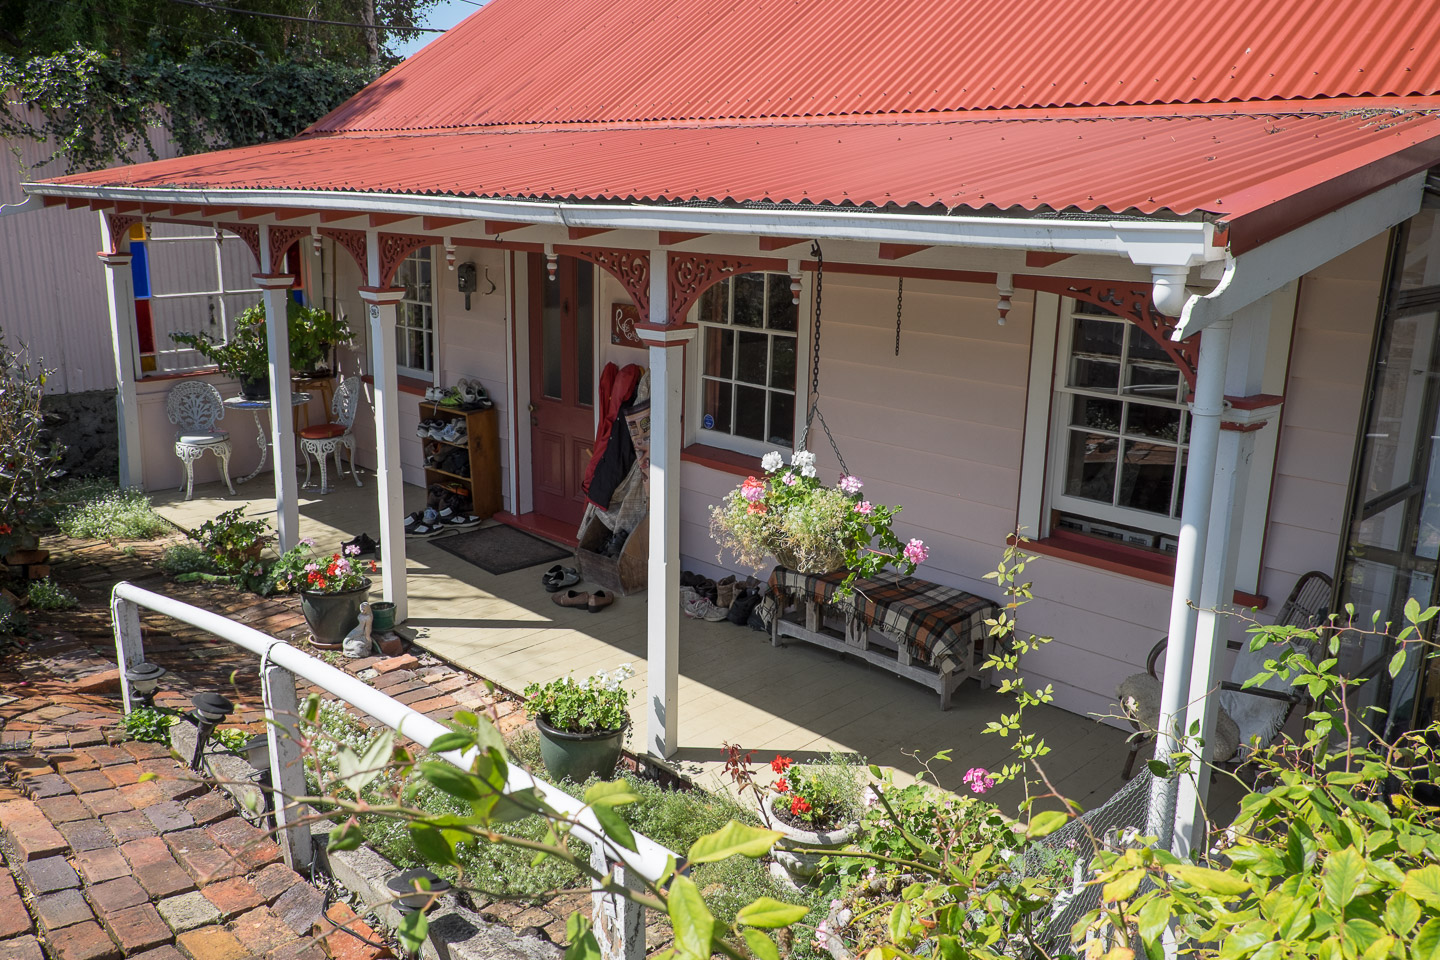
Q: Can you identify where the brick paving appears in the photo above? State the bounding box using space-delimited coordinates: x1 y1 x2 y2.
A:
0 531 665 957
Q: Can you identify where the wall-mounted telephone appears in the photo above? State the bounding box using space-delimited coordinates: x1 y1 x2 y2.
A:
457 261 477 310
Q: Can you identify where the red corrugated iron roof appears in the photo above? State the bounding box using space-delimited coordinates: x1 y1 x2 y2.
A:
310 0 1440 132
48 109 1440 239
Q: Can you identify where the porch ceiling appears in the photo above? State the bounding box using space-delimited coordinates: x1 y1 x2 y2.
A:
35 105 1440 253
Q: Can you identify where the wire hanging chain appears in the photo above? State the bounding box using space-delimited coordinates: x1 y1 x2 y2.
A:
895 276 904 356
798 241 849 476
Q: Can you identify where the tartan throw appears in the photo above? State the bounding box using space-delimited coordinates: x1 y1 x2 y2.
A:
768 567 998 666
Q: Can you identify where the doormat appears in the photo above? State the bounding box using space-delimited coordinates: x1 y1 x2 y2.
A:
430 524 574 576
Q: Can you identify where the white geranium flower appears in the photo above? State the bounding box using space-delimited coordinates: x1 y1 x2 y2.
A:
761 451 784 472
791 450 817 478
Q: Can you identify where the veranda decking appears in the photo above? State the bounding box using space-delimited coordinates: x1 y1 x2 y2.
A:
152 478 1142 815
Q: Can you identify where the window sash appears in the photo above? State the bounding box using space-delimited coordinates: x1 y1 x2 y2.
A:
394 249 435 376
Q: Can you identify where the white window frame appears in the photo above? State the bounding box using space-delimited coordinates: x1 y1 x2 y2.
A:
685 271 808 458
145 225 261 375
1018 289 1296 595
394 248 436 379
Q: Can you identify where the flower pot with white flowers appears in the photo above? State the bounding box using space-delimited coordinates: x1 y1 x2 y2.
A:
709 449 928 590
523 664 634 782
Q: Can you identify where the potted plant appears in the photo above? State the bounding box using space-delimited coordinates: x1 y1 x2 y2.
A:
171 301 352 397
188 507 275 580
759 754 866 883
522 663 635 782
271 539 373 649
709 449 928 592
288 303 352 376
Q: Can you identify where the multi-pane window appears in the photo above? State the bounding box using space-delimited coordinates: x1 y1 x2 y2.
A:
695 273 799 452
394 249 435 375
1051 300 1189 550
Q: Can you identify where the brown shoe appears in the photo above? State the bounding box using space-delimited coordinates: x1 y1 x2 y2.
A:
552 589 590 608
715 575 736 610
587 590 614 613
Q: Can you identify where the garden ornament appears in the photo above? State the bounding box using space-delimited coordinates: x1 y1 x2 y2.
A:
343 601 374 658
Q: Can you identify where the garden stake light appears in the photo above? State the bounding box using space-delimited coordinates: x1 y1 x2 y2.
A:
125 661 166 708
188 691 233 771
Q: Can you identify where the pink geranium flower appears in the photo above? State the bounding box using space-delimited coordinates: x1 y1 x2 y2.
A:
903 538 928 565
740 476 766 502
963 767 996 795
838 475 863 495
855 500 873 516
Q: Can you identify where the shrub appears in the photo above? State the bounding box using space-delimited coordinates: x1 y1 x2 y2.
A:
158 542 218 576
122 707 178 743
187 507 273 578
58 487 171 541
25 578 76 611
0 331 65 555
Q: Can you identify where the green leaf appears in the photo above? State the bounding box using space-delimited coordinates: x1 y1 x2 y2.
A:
1026 810 1068 839
888 902 911 944
666 875 715 960
1323 847 1365 908
741 928 781 960
1403 865 1440 904
735 898 809 929
1385 893 1421 936
687 821 783 864
563 915 603 960
584 779 639 808
339 729 393 794
420 761 484 802
1137 897 1169 944
409 824 460 867
592 802 637 853
398 910 428 955
1164 864 1252 897
1405 597 1421 623
429 731 475 754
1389 649 1408 678
327 822 363 852
1415 918 1440 960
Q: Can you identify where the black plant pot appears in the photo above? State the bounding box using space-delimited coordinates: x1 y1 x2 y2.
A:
239 375 271 401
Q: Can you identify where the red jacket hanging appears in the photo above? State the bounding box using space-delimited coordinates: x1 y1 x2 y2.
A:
582 362 644 503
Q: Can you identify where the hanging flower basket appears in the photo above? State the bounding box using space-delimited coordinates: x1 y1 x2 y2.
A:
709 450 928 593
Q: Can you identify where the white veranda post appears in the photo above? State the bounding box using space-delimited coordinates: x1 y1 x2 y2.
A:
254 271 300 550
639 250 692 758
1173 298 1281 855
361 284 409 624
98 242 145 491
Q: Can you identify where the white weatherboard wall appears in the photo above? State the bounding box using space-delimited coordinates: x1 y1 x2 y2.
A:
675 242 1388 724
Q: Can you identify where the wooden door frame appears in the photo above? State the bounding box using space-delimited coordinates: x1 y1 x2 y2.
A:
509 251 602 518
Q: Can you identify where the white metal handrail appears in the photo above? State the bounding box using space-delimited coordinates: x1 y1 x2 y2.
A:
112 581 671 960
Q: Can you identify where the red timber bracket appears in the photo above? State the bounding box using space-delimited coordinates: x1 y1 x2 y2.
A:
266 225 311 274
377 233 434 286
319 228 368 274
668 253 787 323
1019 276 1198 389
220 223 262 268
102 213 143 254
556 246 651 317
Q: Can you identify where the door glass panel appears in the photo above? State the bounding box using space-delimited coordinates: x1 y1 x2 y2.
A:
577 263 594 406
1358 310 1437 499
542 273 562 399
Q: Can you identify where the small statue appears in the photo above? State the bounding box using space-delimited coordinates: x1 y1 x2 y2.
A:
343 602 374 658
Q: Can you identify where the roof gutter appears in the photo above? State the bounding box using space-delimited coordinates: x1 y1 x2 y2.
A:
23 182 1219 267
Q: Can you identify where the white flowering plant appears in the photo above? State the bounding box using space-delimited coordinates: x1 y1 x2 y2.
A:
709 449 927 592
522 663 635 734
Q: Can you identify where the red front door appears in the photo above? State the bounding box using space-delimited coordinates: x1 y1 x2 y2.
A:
529 257 595 527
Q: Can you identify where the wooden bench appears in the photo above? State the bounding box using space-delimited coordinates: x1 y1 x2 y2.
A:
767 567 1000 710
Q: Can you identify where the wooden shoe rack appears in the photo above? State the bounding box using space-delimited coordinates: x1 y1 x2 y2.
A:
418 402 502 519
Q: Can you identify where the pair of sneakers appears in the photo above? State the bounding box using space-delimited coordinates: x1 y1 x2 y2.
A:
680 586 729 622
404 505 482 537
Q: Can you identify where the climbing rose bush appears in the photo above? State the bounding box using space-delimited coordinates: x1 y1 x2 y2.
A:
709 449 924 593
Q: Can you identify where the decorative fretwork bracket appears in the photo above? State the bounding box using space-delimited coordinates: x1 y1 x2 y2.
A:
102 214 142 254
266 225 311 275
668 253 787 322
557 246 651 318
219 223 262 269
318 228 368 274
378 233 435 287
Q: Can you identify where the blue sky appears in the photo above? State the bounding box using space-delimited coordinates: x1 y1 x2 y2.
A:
391 0 483 58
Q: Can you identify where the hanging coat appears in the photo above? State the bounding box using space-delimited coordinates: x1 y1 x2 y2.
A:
582 362 644 504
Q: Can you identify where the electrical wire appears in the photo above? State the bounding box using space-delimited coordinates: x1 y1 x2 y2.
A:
165 0 446 32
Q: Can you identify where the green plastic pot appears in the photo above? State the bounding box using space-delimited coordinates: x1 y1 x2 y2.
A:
370 601 397 633
300 578 372 648
535 716 627 783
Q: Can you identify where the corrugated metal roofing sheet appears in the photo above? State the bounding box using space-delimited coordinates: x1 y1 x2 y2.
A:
309 0 1440 131
49 110 1440 230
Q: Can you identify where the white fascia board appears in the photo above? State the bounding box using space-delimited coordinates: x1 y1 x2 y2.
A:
23 182 1216 263
1174 172 1425 339
0 195 41 219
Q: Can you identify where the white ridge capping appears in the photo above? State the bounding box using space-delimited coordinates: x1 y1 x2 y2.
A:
110 581 679 884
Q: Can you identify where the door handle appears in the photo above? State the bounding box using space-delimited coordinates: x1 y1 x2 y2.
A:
528 402 536 413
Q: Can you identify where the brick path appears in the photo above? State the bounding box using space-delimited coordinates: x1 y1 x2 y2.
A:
2 532 675 956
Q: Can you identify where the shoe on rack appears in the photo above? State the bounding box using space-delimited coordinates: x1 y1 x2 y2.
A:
414 420 437 439
587 590 614 613
601 528 628 558
542 564 580 592
438 420 468 444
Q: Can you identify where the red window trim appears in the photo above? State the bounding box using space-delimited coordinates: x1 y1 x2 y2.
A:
680 442 762 478
361 373 430 397
1015 529 1268 610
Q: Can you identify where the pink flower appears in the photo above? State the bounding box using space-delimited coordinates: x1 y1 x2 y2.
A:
740 476 766 503
343 543 360 556
963 767 996 795
855 500 873 516
782 473 798 487
303 562 319 574
903 538 928 565
838 475 863 495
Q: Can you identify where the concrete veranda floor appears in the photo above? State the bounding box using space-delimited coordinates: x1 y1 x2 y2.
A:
151 475 1141 816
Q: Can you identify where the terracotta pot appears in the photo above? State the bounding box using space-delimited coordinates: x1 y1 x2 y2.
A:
765 796 859 883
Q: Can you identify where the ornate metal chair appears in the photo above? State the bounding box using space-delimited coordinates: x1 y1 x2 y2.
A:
167 381 234 501
300 375 363 493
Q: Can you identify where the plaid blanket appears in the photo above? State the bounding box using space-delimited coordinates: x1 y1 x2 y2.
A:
768 567 997 665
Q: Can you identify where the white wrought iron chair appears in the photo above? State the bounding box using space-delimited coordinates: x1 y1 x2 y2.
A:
167 381 235 501
300 375 363 493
